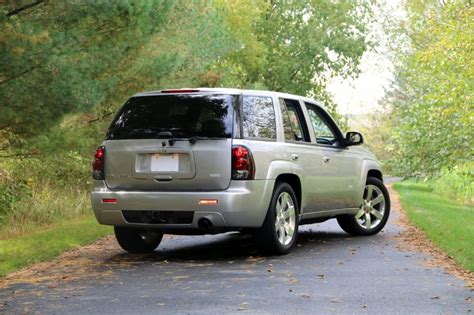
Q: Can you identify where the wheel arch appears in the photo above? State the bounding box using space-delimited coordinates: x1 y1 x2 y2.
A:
353 160 384 206
367 169 383 182
275 173 302 212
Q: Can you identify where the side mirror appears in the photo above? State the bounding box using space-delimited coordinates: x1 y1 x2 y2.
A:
345 131 364 146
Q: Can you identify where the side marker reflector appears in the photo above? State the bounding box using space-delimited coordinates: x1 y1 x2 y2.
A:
198 199 218 205
102 198 117 204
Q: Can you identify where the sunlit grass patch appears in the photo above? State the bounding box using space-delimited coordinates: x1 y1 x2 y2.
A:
0 215 111 277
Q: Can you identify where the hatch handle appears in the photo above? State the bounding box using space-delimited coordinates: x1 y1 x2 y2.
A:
154 175 173 182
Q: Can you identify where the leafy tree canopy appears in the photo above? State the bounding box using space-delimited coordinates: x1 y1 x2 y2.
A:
385 0 473 176
216 0 371 116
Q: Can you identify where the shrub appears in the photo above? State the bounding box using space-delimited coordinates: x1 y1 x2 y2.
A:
430 163 474 205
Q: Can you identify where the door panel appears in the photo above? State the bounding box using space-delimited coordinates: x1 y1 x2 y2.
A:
303 103 360 210
279 98 327 213
317 147 360 208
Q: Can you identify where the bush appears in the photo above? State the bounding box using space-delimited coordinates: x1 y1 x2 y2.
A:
430 163 474 205
0 120 102 236
0 168 32 224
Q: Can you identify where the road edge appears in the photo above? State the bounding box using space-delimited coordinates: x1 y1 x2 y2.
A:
387 184 473 288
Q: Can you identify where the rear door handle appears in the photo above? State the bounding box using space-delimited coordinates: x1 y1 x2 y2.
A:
291 154 299 161
322 156 330 163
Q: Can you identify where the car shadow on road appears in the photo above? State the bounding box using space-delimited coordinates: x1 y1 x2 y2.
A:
104 227 357 265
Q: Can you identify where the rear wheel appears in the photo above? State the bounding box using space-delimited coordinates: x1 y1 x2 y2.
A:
337 177 390 236
114 227 163 253
257 182 299 255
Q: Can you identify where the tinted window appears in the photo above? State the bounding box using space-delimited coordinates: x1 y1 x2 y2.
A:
107 94 235 140
280 99 296 141
280 99 310 142
305 103 338 145
242 96 276 140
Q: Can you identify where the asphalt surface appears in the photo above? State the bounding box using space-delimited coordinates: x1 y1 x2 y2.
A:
0 187 472 314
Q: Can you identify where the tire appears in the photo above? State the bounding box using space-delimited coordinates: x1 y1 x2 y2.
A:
337 177 390 236
257 182 299 255
114 227 163 253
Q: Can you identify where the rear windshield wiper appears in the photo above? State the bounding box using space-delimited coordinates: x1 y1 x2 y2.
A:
157 131 225 145
168 136 224 145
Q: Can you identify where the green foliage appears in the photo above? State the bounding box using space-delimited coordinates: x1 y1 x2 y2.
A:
355 109 395 174
0 169 30 224
215 0 371 117
0 0 173 137
1 1 242 141
385 1 474 176
430 162 473 205
394 181 474 271
0 120 100 232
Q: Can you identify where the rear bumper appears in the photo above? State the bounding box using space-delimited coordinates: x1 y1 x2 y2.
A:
91 180 275 230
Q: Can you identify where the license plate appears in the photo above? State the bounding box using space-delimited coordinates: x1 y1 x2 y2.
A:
151 154 179 172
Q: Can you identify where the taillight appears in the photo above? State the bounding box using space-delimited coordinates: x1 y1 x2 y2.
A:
232 145 255 180
92 146 105 180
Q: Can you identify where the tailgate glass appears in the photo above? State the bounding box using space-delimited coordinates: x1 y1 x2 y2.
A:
106 94 235 140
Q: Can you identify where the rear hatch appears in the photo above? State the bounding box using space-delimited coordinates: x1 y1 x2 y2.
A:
104 93 238 191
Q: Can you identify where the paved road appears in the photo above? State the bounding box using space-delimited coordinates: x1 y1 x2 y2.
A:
0 188 472 314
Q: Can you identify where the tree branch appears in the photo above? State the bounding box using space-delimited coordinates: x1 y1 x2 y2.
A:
0 65 39 85
6 0 45 17
87 112 113 124
290 69 300 81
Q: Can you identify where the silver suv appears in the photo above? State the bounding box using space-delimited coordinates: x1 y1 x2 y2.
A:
91 88 390 255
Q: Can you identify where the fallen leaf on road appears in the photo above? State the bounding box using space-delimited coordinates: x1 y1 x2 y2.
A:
237 302 249 311
172 276 190 280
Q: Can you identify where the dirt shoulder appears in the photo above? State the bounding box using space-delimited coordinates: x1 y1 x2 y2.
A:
388 185 473 288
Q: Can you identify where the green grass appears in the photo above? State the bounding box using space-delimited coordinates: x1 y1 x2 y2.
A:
393 181 474 271
0 215 112 277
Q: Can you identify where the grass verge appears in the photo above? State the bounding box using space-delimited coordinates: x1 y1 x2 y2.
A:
393 181 474 272
0 215 112 277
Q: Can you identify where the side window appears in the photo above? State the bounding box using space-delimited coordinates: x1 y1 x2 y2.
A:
305 103 338 145
280 98 310 142
242 96 276 140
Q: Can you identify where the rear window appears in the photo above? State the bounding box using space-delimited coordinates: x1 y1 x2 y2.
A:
106 94 236 140
242 96 276 140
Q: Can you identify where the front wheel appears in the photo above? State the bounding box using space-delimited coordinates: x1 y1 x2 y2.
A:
337 177 390 236
114 227 163 253
257 182 299 255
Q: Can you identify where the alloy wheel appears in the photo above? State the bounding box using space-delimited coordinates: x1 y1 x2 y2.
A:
355 184 386 230
274 192 296 245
